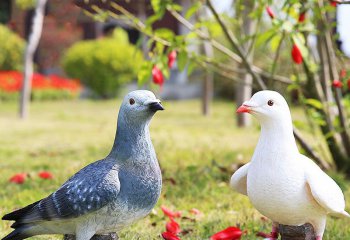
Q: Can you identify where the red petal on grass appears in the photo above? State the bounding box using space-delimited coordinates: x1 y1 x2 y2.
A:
9 173 27 184
152 65 164 87
291 44 303 64
166 219 181 235
332 80 343 88
210 226 243 240
38 171 53 179
161 206 181 218
161 231 181 240
168 50 177 68
189 208 201 215
266 7 275 19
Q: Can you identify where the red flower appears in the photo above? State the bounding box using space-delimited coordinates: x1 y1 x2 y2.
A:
340 69 346 78
330 1 337 7
332 80 343 88
166 219 181 235
161 206 181 218
190 208 202 215
161 232 180 240
347 79 350 90
38 171 53 179
266 6 275 19
168 50 177 68
9 173 27 184
152 66 164 87
210 226 243 240
291 44 303 64
298 12 306 23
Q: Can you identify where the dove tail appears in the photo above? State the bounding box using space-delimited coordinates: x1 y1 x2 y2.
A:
2 226 32 240
343 211 350 218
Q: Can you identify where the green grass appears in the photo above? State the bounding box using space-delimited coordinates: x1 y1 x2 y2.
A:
0 99 349 239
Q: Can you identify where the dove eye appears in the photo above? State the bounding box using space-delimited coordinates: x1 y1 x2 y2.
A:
267 100 274 106
129 98 135 105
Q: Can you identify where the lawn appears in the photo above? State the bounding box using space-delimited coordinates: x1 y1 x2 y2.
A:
0 99 349 239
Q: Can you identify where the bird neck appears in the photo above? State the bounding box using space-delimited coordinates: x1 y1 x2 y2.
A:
256 119 299 156
108 111 153 160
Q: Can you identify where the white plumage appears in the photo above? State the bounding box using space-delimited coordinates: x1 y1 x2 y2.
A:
231 90 349 240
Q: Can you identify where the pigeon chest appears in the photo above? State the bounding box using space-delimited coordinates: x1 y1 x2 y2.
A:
246 158 315 224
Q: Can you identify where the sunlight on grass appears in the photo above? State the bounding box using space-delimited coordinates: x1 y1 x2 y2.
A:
0 99 349 239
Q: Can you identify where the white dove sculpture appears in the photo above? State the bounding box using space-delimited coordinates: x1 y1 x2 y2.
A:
231 90 349 240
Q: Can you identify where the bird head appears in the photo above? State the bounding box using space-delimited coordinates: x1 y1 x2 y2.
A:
236 90 291 123
120 90 164 122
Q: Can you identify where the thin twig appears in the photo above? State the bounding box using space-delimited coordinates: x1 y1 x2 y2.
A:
206 0 267 89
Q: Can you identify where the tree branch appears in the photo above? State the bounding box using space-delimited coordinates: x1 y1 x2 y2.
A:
206 0 267 90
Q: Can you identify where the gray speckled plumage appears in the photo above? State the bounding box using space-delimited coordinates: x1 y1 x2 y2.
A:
2 90 164 240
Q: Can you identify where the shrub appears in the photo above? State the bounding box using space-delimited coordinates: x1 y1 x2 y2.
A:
62 28 144 98
0 24 25 71
0 71 82 101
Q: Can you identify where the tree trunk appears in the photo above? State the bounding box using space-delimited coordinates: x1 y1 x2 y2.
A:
235 0 255 127
202 39 214 116
19 0 47 119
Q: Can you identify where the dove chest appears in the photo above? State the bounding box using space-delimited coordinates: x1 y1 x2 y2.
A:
246 157 313 224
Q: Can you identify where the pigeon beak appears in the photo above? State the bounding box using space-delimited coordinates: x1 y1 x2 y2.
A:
145 100 164 112
236 104 251 113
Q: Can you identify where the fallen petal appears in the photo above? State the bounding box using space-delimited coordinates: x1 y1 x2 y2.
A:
161 205 181 218
161 231 181 240
166 219 181 235
210 226 243 240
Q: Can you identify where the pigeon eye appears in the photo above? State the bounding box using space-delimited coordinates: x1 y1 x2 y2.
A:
129 98 135 105
267 100 274 106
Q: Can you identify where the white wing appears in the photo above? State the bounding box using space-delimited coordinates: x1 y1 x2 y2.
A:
230 163 250 195
301 154 348 216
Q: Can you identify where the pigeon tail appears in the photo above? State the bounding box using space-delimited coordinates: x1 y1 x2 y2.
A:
2 201 39 221
2 226 32 240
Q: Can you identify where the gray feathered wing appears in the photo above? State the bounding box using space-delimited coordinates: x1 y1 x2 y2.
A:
3 159 120 228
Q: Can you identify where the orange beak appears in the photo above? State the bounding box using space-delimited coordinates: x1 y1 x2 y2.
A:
236 105 251 113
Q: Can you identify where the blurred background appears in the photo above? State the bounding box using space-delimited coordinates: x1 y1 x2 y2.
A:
0 0 350 239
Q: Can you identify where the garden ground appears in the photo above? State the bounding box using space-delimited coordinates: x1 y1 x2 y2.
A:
0 99 349 239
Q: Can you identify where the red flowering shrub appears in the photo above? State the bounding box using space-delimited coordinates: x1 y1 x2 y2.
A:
291 44 303 64
0 71 81 101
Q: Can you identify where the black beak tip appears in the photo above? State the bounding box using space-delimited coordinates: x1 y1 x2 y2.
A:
149 102 164 111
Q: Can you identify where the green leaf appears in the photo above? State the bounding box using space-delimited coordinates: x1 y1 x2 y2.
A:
256 29 277 48
187 60 197 76
169 3 183 11
138 61 153 86
151 0 161 13
270 34 282 52
292 33 309 58
281 21 293 33
305 98 323 110
177 50 188 72
154 28 175 40
185 2 201 19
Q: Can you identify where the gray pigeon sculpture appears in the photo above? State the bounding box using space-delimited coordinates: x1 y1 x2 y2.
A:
2 90 164 240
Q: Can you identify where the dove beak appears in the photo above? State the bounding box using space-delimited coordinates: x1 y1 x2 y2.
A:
145 100 164 112
236 104 251 113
